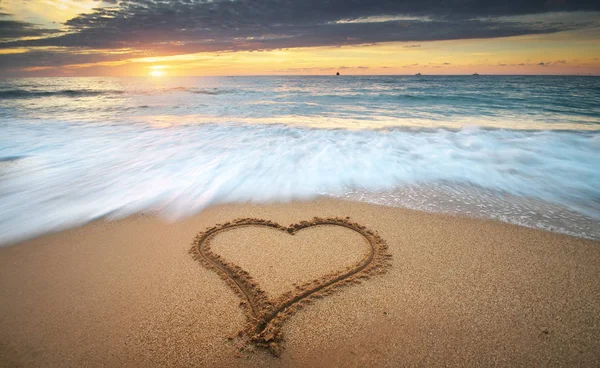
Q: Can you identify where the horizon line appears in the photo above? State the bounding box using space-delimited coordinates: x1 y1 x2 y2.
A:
2 73 599 79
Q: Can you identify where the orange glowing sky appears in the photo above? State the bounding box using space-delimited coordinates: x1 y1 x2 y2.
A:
0 0 599 76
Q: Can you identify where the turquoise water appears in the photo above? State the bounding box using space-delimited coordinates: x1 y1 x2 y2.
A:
1 76 599 243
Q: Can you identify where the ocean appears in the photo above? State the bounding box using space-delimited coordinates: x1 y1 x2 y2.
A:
0 75 599 244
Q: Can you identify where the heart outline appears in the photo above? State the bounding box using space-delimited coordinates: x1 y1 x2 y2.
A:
189 217 392 356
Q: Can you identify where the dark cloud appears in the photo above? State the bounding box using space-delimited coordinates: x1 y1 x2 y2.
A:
63 0 598 30
0 48 140 71
0 0 598 71
403 44 421 48
0 19 62 40
3 16 581 52
276 65 372 72
534 60 570 66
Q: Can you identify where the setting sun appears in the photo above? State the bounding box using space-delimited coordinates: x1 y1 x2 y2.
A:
150 70 164 77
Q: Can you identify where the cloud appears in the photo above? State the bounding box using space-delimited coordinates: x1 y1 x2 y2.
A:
536 60 569 66
275 65 370 72
0 19 62 40
0 48 141 72
1 0 599 72
3 17 582 53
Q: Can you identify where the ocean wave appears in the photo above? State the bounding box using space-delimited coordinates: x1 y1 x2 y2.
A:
0 155 26 162
0 122 598 244
0 89 125 99
1 76 598 244
0 86 237 100
160 86 234 95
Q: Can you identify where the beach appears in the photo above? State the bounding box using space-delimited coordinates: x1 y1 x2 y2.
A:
1 1 599 366
1 198 599 367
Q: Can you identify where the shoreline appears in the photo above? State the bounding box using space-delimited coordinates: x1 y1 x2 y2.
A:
2 191 599 248
329 190 600 242
1 198 600 367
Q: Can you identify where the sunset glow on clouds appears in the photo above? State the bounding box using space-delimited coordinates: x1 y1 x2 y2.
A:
0 0 599 76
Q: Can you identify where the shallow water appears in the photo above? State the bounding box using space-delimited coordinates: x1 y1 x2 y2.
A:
1 76 599 243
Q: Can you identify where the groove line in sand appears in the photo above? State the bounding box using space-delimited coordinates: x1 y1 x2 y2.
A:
189 217 392 356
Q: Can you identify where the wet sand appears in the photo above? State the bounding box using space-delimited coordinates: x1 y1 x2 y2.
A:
1 198 600 367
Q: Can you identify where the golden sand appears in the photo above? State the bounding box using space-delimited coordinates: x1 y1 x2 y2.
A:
190 218 390 355
1 198 599 367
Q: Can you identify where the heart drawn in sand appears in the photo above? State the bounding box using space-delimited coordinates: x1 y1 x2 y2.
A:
189 217 391 356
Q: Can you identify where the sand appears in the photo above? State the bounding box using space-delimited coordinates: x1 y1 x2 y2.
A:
191 217 391 356
1 198 600 367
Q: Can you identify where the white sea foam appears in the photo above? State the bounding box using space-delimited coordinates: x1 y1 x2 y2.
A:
1 76 599 243
1 121 599 244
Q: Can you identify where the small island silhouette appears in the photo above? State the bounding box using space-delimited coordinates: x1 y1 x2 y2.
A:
336 71 340 76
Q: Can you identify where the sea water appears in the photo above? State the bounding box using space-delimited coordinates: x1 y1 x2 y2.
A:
1 76 598 244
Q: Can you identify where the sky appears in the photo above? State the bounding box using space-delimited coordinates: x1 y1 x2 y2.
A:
0 0 599 77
